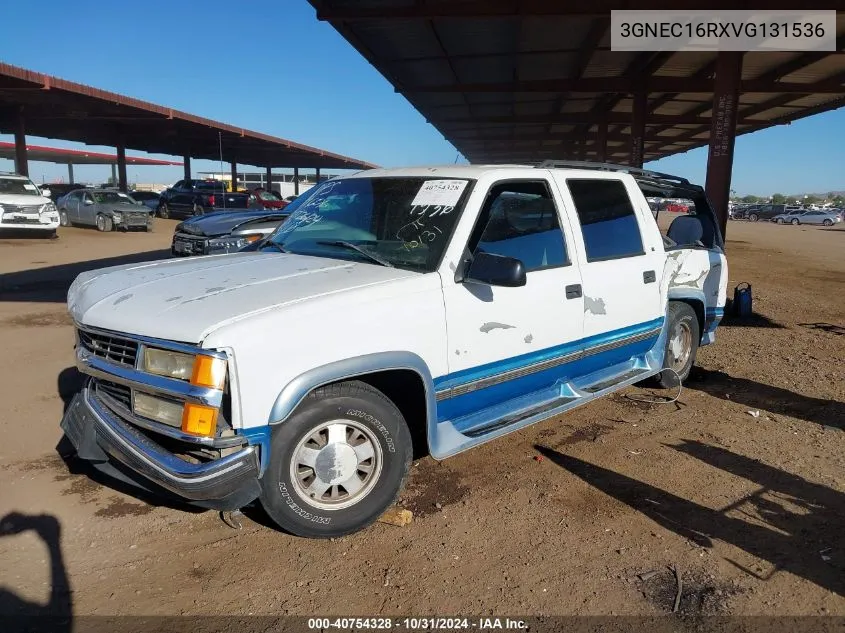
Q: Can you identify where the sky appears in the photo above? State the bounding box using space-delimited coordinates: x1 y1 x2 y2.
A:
1 0 843 196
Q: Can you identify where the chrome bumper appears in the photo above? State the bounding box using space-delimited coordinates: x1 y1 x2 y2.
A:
61 386 261 509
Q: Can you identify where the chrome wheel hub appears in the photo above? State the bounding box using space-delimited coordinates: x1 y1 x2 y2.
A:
668 321 692 372
290 420 382 510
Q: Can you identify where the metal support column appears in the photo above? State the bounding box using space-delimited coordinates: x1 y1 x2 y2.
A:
294 168 300 195
630 90 646 168
116 143 127 192
705 52 743 239
67 163 74 184
596 121 608 163
315 167 321 183
266 166 272 192
14 107 28 176
183 155 191 182
111 164 117 185
230 161 238 192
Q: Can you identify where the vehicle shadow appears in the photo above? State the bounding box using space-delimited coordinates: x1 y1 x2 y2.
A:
720 304 785 329
684 368 844 430
798 322 845 336
0 512 72 630
534 442 845 596
0 249 172 303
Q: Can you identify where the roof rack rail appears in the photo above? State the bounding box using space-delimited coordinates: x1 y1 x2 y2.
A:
535 160 690 186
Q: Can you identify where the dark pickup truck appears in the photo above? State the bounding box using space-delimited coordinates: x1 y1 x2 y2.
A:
157 179 254 218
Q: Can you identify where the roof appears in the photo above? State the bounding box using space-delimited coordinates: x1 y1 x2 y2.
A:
309 1 845 164
0 62 378 170
0 141 182 166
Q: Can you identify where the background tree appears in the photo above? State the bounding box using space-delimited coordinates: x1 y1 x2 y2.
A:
771 193 786 204
740 194 760 203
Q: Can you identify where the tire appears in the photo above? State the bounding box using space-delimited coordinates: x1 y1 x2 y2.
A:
655 302 700 388
59 210 70 227
749 213 759 222
192 203 204 216
823 219 832 226
158 203 170 219
260 380 413 538
791 218 800 225
96 214 107 232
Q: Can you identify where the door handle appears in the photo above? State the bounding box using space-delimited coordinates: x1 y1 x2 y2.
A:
643 270 656 284
565 284 582 299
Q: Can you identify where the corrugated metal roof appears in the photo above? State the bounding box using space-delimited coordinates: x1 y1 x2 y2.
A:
310 0 845 164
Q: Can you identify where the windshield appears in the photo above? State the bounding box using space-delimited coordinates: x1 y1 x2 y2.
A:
257 190 280 201
92 191 136 204
0 177 41 196
263 177 474 272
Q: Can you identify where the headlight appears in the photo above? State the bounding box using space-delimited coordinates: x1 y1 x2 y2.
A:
207 234 262 252
142 347 227 389
133 392 184 428
40 202 57 214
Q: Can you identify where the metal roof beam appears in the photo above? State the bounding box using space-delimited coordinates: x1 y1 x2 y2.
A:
400 78 845 94
316 1 845 20
436 112 756 126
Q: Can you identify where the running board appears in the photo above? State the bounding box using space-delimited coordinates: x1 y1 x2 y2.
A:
463 395 578 438
580 368 650 393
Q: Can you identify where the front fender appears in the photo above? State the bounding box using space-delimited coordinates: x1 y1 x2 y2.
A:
267 351 438 430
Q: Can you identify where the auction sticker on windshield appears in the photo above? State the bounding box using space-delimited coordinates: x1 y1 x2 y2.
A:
411 179 468 207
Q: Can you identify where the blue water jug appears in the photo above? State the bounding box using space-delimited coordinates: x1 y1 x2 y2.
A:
734 282 752 317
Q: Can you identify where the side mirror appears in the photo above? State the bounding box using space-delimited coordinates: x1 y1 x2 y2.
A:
40 188 52 198
84 199 94 206
464 251 526 287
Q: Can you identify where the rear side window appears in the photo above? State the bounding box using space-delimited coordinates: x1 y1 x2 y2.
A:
566 179 644 262
473 180 568 272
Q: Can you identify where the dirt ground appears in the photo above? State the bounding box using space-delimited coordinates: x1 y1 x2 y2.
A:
0 218 843 621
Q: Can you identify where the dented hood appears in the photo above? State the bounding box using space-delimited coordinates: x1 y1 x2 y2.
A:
67 252 416 343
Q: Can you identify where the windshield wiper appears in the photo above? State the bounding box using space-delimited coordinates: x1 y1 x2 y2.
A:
316 241 394 268
259 240 286 253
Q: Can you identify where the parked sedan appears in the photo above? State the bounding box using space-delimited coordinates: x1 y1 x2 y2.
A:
793 210 842 226
771 209 807 224
58 188 153 231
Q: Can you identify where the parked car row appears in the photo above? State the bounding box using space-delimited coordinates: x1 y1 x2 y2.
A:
730 202 842 226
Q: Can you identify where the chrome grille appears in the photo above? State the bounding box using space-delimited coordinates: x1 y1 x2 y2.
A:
95 379 132 409
2 204 41 214
78 329 139 367
2 216 43 224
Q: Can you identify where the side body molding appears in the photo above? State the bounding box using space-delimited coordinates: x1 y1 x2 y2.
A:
267 350 438 439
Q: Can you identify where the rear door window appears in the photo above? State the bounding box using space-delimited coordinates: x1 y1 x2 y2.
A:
566 179 644 261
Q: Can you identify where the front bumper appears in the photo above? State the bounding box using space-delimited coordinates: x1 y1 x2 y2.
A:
114 214 152 230
0 218 59 231
61 385 261 510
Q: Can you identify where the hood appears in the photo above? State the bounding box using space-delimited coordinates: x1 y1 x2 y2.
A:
109 202 152 214
177 209 288 237
0 194 51 207
68 252 417 343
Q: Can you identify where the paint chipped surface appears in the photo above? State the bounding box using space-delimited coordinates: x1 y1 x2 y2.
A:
205 286 225 293
164 296 182 303
479 322 515 333
112 294 132 306
524 334 533 344
584 296 607 315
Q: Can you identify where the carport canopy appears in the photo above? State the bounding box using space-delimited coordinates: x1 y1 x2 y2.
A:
0 62 377 194
309 0 845 235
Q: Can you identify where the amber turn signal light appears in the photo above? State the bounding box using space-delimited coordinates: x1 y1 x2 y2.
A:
190 355 227 390
181 403 218 437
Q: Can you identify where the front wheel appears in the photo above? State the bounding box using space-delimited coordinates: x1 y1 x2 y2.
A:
95 214 113 232
791 218 800 225
655 302 700 388
749 213 759 222
59 210 70 227
260 380 413 538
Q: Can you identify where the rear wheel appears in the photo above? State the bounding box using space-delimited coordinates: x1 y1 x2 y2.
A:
192 203 204 215
823 219 833 226
655 302 700 388
260 380 413 538
158 203 170 219
791 218 800 225
749 213 759 222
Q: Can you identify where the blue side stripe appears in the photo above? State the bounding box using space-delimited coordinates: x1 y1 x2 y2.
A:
434 317 664 390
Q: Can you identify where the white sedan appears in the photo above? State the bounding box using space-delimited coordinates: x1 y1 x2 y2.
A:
0 173 60 237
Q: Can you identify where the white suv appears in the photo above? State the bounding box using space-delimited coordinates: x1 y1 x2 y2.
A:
0 172 60 236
